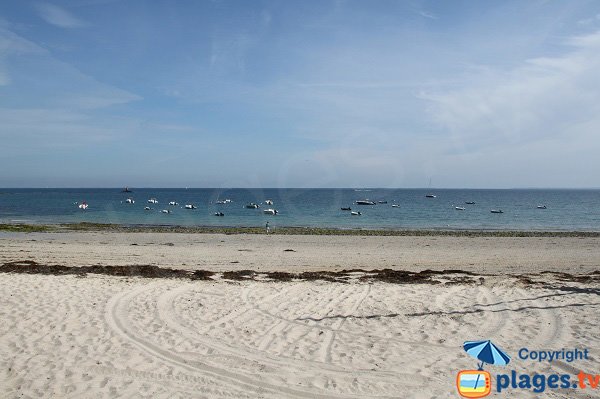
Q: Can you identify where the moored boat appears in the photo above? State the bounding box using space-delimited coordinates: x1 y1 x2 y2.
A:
355 200 376 205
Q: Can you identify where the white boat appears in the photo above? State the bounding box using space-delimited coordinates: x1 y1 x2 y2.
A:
148 198 158 204
425 194 436 198
245 203 260 209
455 206 465 211
391 204 400 208
215 200 226 204
351 211 361 215
491 209 504 214
263 208 278 215
78 201 88 210
168 201 178 206
265 199 273 205
184 204 197 209
144 206 151 211
161 209 171 214
214 212 224 217
355 200 376 205
378 200 387 204
125 198 135 204
537 205 547 209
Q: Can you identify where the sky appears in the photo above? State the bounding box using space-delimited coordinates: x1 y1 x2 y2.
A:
1 0 600 188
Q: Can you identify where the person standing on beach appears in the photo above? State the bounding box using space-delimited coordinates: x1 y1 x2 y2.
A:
266 221 270 234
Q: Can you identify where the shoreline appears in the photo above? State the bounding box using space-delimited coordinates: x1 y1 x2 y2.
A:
2 222 599 237
2 230 599 274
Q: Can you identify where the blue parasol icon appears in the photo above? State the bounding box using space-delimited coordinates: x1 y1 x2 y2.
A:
464 340 511 370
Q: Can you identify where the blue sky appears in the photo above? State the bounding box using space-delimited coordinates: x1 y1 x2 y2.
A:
1 0 600 188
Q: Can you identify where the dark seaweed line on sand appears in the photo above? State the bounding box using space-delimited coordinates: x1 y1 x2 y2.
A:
1 223 599 237
2 260 599 285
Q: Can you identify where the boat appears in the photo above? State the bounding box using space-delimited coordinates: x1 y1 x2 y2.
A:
265 199 273 205
78 201 88 210
215 200 226 204
121 187 133 193
245 203 260 209
355 200 376 205
214 212 224 217
263 208 278 215
351 211 361 215
341 207 352 211
148 198 158 204
465 201 476 205
161 209 171 214
378 200 387 204
184 204 197 209
490 209 504 214
144 206 151 211
455 206 465 211
537 205 547 209
391 204 400 208
125 198 135 204
425 194 436 198
168 201 178 206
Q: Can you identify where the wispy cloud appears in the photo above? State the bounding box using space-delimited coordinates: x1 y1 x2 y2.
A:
35 3 87 29
421 30 600 154
418 10 438 20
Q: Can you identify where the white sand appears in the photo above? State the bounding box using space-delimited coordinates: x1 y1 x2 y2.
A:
1 232 599 398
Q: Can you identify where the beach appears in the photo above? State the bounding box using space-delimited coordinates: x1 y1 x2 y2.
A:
1 230 599 398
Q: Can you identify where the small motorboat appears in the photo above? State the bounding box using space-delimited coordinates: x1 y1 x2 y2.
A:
144 206 151 211
425 194 436 198
184 204 197 209
391 204 400 208
351 211 361 216
465 201 476 205
245 203 260 209
161 209 171 214
265 199 273 205
455 206 466 211
214 212 224 217
378 200 387 204
341 207 352 211
121 187 133 193
125 198 135 204
78 201 88 210
263 208 278 215
168 201 178 206
537 205 547 209
355 200 376 205
490 209 504 214
148 198 158 204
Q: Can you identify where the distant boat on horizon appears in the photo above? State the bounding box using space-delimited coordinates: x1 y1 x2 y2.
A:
121 187 133 193
491 209 504 214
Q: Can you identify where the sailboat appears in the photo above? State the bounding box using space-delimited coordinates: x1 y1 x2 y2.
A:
425 178 436 198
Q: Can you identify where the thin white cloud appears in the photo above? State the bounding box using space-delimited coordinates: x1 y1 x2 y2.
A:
422 30 600 153
35 3 87 29
418 10 438 20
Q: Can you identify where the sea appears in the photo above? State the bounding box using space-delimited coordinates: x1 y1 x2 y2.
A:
1 188 599 231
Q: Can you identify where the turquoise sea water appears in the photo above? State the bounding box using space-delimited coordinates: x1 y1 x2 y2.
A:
1 188 599 231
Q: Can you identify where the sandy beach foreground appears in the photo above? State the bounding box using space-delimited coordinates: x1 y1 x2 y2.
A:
1 231 599 398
